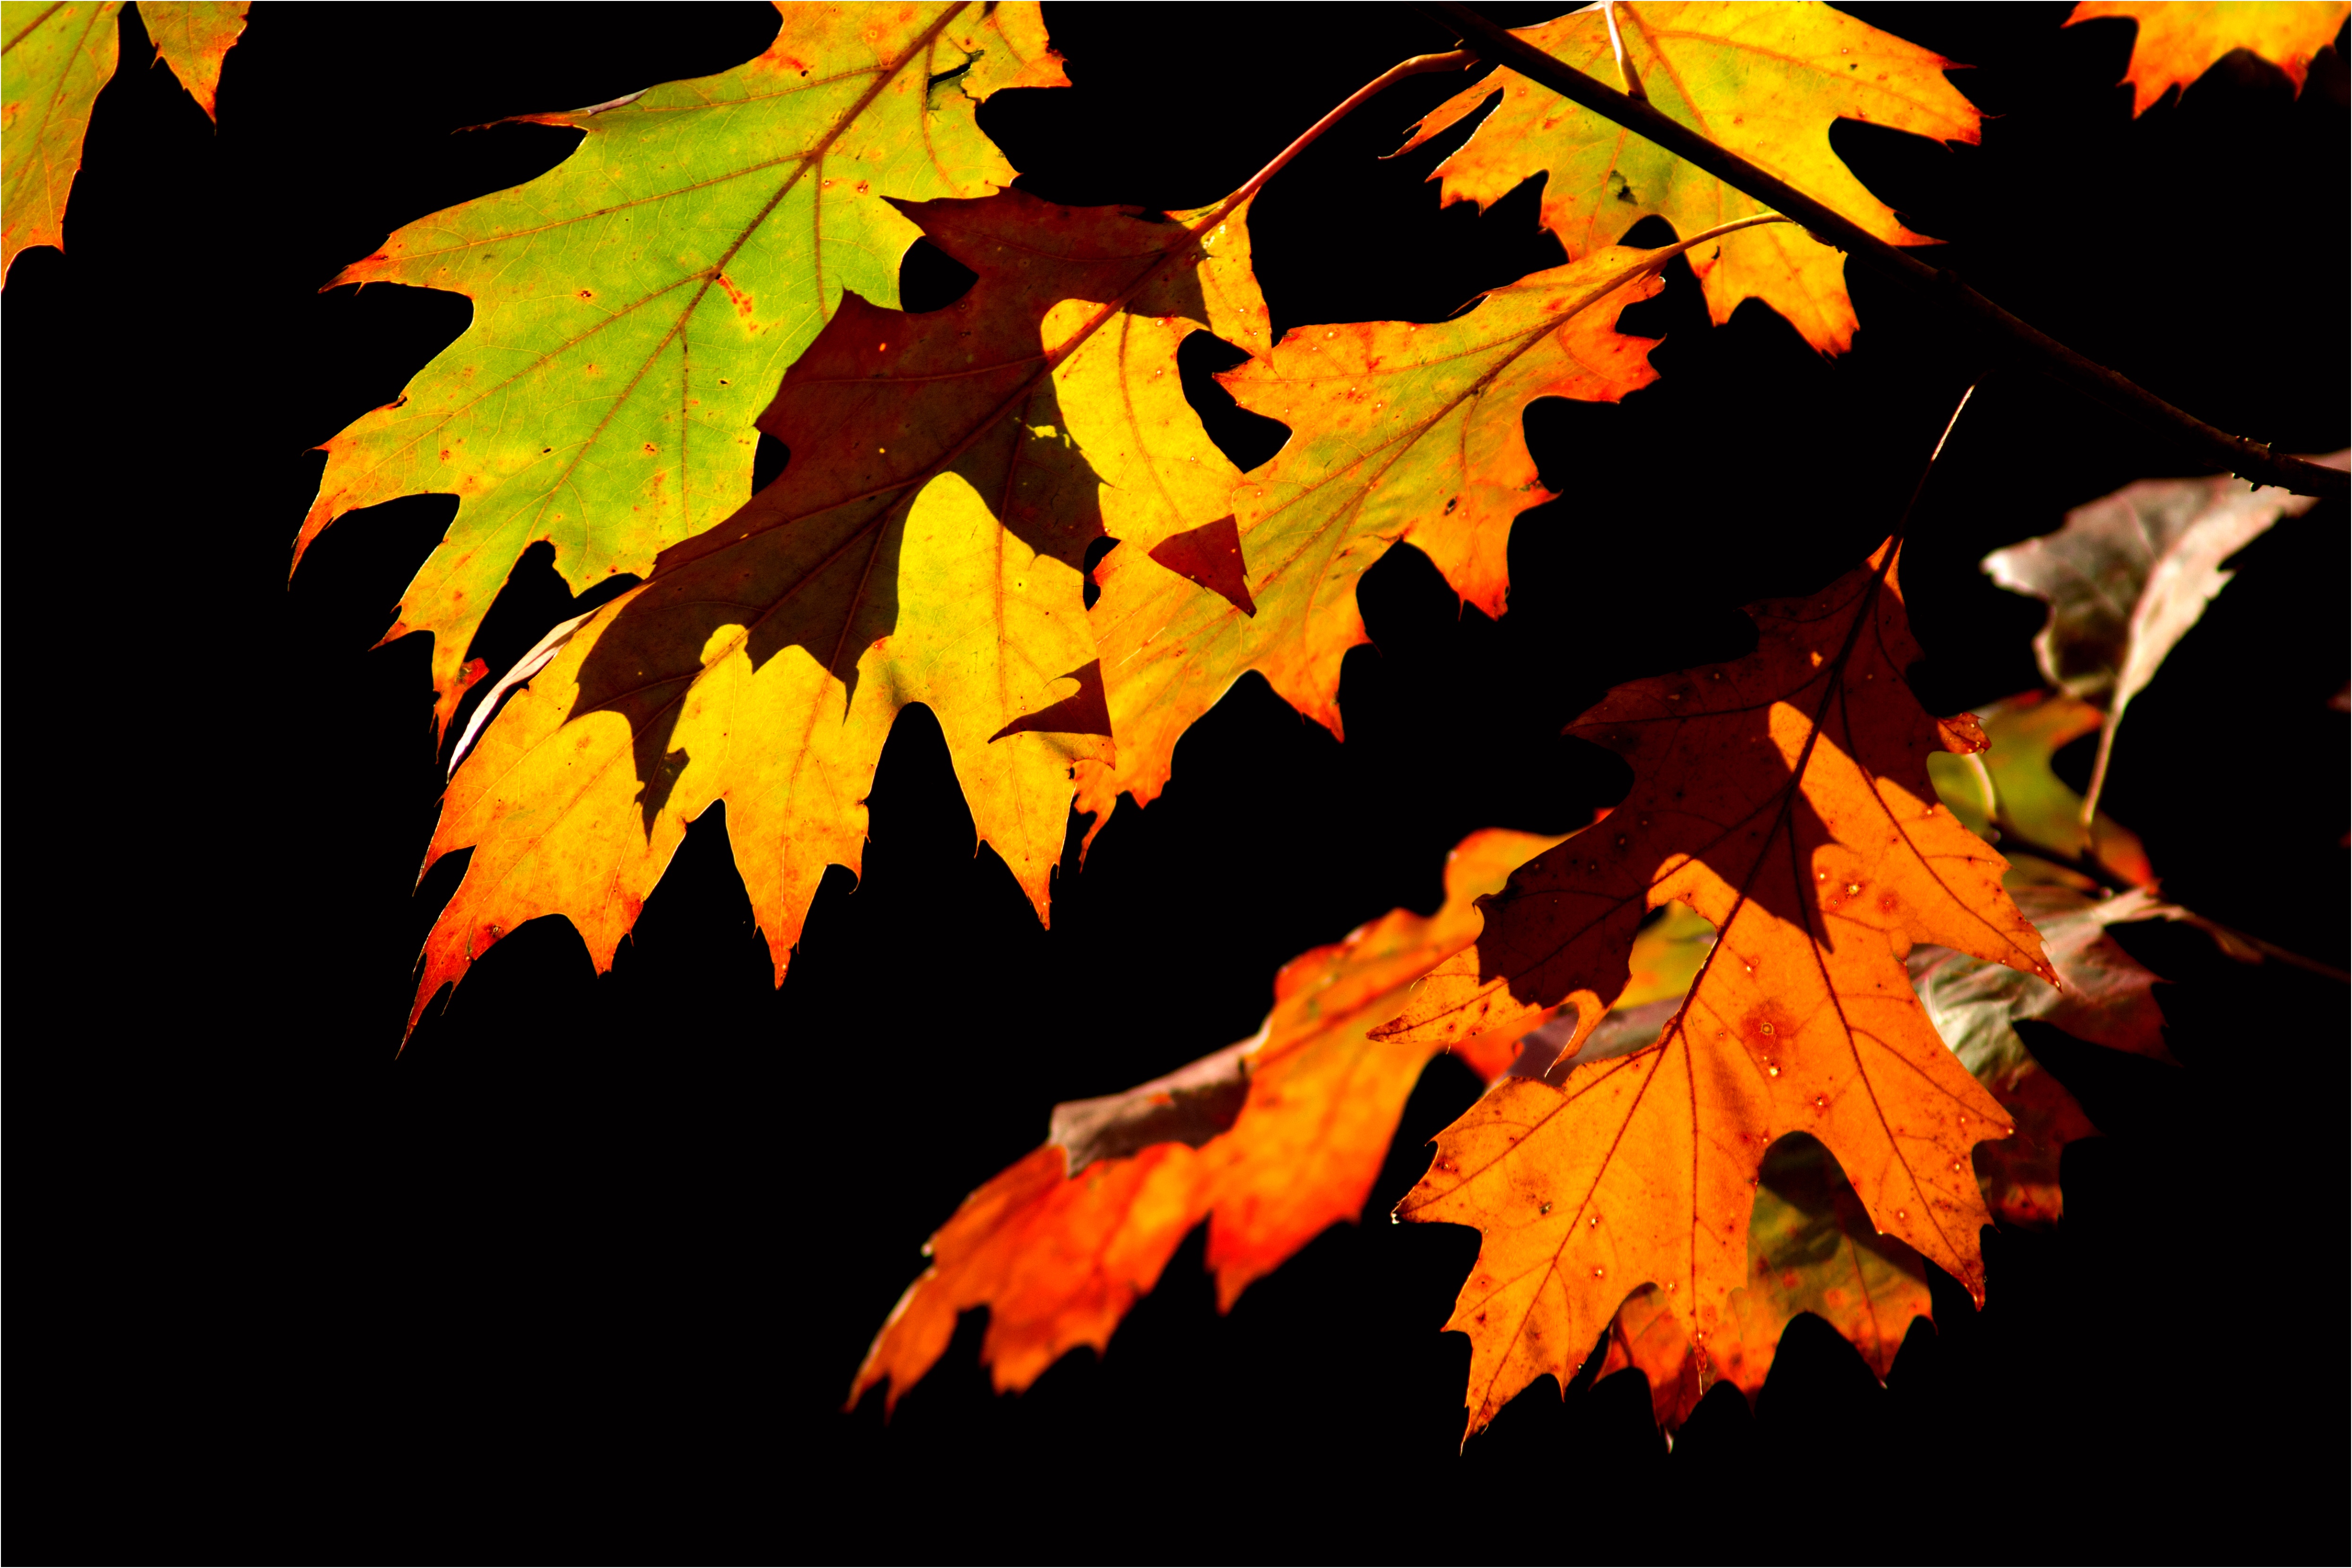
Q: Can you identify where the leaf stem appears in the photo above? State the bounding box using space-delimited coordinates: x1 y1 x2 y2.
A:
1995 841 2350 982
1418 2 2348 500
1212 50 1475 221
1600 0 1648 101
2077 708 2122 830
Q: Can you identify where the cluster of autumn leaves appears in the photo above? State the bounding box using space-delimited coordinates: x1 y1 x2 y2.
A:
9 0 2341 1437
856 468 2337 1433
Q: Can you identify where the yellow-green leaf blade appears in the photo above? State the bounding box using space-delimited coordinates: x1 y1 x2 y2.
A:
145 0 245 118
1 0 121 281
300 1 1066 737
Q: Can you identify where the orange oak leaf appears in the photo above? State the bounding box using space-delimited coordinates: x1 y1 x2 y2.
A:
2067 0 2351 114
1528 876 2188 1428
1084 220 1777 821
1498 899 1717 1079
1538 878 2188 1428
1378 541 2052 1437
411 190 1264 1032
1597 1135 1933 1431
848 827 1563 1412
1400 1 1981 355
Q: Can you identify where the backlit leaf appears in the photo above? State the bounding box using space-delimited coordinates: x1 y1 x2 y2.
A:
145 0 244 119
849 827 1563 1411
1596 1136 1933 1430
1085 224 1773 817
1400 1 1980 354
2067 0 2351 114
411 191 1263 1031
1 0 121 281
1379 542 2051 1437
298 1 1067 737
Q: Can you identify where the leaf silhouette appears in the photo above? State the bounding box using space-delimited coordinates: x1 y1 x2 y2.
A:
296 1 1067 737
411 190 1264 1031
1085 223 1773 819
1378 541 2052 1438
2067 0 2352 114
849 827 1563 1412
1398 0 1981 354
1981 457 2344 823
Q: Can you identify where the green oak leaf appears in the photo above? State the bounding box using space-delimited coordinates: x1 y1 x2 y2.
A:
296 0 1065 736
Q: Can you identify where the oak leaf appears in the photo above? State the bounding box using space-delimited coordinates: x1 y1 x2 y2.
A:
1543 875 2178 1426
1399 0 1980 354
2 0 250 280
296 1 1067 737
1499 900 1717 1077
144 0 244 119
1596 1136 1933 1430
1379 542 2052 1436
2067 0 2351 114
1085 222 1769 816
412 190 1263 1030
3 0 120 281
848 827 1563 1411
1982 459 2342 824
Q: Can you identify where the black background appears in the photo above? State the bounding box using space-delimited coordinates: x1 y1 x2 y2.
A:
10 3 2347 1560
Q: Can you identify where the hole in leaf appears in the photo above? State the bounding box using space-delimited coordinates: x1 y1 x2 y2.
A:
1617 214 1678 248
899 238 978 312
1178 331 1290 473
1081 536 1119 611
752 432 790 494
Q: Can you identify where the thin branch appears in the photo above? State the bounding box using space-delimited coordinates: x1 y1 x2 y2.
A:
1420 2 2348 500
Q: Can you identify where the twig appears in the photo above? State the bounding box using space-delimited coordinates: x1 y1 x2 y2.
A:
1419 3 2348 500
